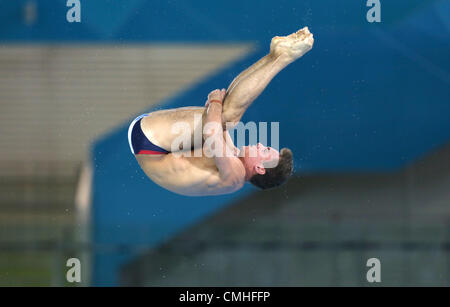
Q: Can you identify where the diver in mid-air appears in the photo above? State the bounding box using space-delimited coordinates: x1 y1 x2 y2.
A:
128 27 314 196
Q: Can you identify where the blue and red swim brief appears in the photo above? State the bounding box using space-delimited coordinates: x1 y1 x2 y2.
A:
128 114 170 155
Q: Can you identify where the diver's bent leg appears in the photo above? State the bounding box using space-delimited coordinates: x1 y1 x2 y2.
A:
222 27 314 126
139 28 314 152
225 54 272 95
140 106 205 152
221 54 288 127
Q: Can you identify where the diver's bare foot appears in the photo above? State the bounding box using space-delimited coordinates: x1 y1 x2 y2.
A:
270 27 314 63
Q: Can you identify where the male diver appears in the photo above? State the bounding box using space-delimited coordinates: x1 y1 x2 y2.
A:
128 27 314 196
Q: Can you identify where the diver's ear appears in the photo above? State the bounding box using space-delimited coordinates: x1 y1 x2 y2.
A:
255 164 266 175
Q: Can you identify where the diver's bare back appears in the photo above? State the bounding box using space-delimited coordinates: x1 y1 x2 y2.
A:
136 143 244 196
129 27 314 196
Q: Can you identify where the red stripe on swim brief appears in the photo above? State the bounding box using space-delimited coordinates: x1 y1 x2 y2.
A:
137 150 167 155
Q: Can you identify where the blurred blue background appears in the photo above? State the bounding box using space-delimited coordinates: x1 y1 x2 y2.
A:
0 0 449 286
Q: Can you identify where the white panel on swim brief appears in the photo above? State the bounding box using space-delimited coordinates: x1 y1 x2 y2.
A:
127 114 148 154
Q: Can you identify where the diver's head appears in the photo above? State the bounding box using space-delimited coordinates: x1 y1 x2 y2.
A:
240 144 293 189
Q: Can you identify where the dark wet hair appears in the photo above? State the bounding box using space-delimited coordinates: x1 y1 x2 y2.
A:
249 148 293 190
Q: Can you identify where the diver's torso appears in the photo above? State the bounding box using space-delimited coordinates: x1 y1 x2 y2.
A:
135 153 242 196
